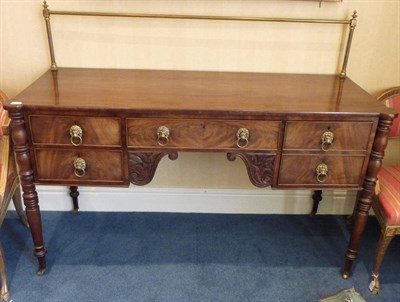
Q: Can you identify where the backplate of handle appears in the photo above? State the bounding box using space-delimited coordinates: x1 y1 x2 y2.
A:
316 163 328 183
157 126 170 146
236 128 250 148
321 131 334 151
70 125 83 146
73 157 86 178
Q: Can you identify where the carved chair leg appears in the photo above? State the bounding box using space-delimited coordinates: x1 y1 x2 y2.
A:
0 243 10 302
69 186 79 213
12 187 29 228
369 229 394 294
310 190 322 216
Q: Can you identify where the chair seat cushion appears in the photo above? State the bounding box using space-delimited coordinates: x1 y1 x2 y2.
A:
377 165 400 225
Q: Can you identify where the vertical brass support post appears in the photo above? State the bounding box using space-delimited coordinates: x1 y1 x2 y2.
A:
339 11 357 78
43 1 57 70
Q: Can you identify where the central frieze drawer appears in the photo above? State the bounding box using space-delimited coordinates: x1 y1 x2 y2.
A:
283 122 373 151
278 155 366 186
34 149 124 183
29 115 122 146
127 119 280 150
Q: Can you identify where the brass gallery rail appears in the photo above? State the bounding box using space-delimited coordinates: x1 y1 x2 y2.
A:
42 0 357 78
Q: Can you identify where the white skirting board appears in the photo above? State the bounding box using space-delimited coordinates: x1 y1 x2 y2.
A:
10 186 358 215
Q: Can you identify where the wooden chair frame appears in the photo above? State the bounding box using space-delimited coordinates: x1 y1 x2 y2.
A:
0 90 28 302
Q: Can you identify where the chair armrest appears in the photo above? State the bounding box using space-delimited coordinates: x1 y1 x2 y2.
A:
0 135 10 198
1 112 10 136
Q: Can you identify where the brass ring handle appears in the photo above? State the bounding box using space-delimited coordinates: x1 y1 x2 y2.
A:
70 125 83 146
73 157 86 178
236 128 250 148
316 163 328 183
157 126 170 146
321 131 334 151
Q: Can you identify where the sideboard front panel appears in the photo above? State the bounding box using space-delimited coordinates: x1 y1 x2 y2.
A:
30 115 122 147
34 149 125 184
126 119 281 150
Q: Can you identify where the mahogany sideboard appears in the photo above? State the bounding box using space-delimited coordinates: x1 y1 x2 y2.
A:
4 67 397 278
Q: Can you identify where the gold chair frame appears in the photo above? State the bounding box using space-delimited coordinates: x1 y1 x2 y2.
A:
0 90 29 302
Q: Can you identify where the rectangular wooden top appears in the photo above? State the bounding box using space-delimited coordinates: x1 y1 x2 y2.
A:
9 68 395 118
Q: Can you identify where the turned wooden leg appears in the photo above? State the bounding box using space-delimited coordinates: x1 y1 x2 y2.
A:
342 115 393 279
310 190 322 216
369 230 394 294
346 191 361 226
7 104 46 276
0 243 10 302
69 186 79 213
342 192 371 279
12 186 29 228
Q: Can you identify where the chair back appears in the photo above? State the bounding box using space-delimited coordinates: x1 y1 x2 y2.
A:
378 87 400 138
0 91 9 137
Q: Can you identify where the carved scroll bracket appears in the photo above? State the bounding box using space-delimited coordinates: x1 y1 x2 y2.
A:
128 151 178 186
227 152 275 188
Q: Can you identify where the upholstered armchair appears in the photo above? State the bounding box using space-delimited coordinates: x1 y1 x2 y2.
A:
0 89 29 301
369 87 400 294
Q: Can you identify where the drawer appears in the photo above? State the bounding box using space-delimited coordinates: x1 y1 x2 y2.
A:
29 115 121 146
127 119 280 150
34 149 124 183
283 122 373 151
278 155 366 186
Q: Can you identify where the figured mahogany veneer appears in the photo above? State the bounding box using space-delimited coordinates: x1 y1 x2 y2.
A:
4 67 397 279
279 155 366 186
35 149 124 184
127 119 280 150
30 115 121 146
283 121 373 151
